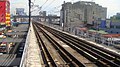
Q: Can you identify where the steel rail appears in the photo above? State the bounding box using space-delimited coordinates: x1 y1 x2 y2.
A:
40 27 86 67
60 32 120 65
45 27 109 67
47 27 120 67
33 24 49 67
38 22 120 67
34 22 86 67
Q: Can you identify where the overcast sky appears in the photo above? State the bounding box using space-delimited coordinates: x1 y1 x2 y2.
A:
10 0 120 18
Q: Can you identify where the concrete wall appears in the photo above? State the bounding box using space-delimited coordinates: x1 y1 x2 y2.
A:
60 1 107 32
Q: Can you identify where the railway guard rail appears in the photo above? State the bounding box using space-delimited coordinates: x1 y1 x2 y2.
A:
19 27 30 67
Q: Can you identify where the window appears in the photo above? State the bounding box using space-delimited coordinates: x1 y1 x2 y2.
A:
116 26 120 29
111 31 113 33
110 25 114 28
93 11 94 14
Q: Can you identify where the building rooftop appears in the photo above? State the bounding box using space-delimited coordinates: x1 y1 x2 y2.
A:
102 34 120 38
0 38 25 42
88 29 108 34
0 54 20 66
6 32 27 36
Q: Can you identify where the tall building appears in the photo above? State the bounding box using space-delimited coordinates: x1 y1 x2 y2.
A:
0 0 10 27
39 11 46 17
39 11 46 21
60 1 107 32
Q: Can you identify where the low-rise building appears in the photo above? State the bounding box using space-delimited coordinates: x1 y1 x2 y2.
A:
105 22 120 34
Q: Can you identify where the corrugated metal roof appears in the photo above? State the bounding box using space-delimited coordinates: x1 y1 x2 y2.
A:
88 29 108 34
13 28 28 32
0 54 16 66
97 30 108 34
0 38 25 42
6 32 27 35
88 30 96 32
12 24 28 32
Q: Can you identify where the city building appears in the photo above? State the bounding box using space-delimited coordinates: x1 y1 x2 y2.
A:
60 1 107 32
39 11 46 17
100 13 120 34
110 13 120 22
102 22 120 34
16 8 26 16
0 0 10 27
39 11 46 21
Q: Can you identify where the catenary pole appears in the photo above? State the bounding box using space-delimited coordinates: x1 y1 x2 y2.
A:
29 0 31 27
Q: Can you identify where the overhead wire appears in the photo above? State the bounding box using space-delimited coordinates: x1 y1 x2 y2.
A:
48 5 61 12
33 0 61 15
34 0 49 13
43 0 61 15
42 0 56 10
31 0 48 9
40 0 48 8
47 5 61 15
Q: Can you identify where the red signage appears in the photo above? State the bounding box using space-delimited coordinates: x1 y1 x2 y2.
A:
0 2 6 23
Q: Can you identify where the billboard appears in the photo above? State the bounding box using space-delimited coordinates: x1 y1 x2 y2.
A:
0 0 10 26
0 2 6 25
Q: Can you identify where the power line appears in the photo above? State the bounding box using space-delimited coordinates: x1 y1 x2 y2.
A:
47 4 61 15
34 0 56 14
32 0 48 13
40 0 48 8
48 5 61 12
42 0 61 15
31 0 48 11
32 0 36 6
42 0 56 10
32 0 61 15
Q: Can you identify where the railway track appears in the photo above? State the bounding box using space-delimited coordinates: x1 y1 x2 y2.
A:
33 23 88 67
33 22 120 67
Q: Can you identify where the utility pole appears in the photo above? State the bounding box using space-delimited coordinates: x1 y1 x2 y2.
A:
29 0 31 27
62 1 65 31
